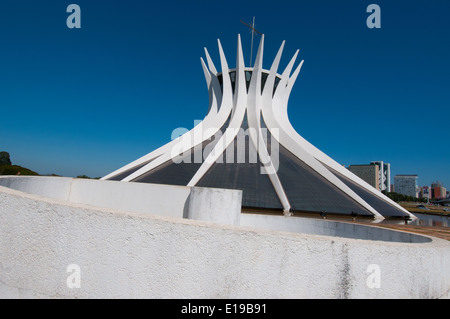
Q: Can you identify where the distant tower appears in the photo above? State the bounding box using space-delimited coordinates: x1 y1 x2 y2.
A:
431 181 447 200
348 164 379 190
394 175 418 198
102 35 413 220
371 161 391 192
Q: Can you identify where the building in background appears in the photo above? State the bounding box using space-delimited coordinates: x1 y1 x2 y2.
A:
431 181 447 200
371 161 391 192
347 161 391 192
348 164 379 190
394 175 418 198
419 186 431 202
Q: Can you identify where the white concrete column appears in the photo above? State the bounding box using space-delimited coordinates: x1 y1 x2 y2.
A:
187 187 242 226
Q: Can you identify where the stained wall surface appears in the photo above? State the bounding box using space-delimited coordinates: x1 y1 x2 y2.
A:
0 176 449 299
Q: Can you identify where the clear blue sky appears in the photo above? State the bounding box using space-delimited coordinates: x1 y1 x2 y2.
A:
1 0 449 188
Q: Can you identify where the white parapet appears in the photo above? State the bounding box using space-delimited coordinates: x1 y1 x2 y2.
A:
187 186 242 225
0 176 449 299
0 176 242 222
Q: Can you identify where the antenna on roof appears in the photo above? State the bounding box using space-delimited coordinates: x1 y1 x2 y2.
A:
240 17 262 66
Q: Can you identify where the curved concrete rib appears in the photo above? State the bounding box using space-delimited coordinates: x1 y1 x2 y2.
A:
101 57 220 181
204 47 218 75
202 58 217 116
188 34 248 187
276 57 413 219
121 40 234 182
261 45 382 218
245 35 291 213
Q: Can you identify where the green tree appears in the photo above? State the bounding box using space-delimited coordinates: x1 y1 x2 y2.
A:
0 165 38 176
76 175 100 179
76 175 91 179
0 151 11 166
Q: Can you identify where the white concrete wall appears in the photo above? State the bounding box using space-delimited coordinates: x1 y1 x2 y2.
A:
0 175 73 200
0 177 449 298
241 214 431 243
188 187 242 225
0 176 242 222
69 178 191 219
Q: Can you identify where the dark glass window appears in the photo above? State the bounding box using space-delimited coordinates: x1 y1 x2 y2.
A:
273 76 281 95
261 72 268 93
217 70 281 96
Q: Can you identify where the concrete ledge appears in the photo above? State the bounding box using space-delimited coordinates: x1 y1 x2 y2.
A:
0 176 449 298
0 176 242 223
241 214 431 243
188 186 242 225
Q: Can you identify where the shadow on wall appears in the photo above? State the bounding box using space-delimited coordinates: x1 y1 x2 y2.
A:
0 175 432 243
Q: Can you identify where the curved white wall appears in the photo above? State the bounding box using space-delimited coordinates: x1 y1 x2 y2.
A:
240 214 431 243
0 176 242 222
0 176 449 298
